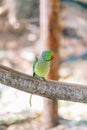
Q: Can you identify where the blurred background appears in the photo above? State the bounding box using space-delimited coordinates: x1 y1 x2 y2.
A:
0 0 87 130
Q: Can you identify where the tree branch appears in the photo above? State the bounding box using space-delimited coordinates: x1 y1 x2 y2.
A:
0 65 87 103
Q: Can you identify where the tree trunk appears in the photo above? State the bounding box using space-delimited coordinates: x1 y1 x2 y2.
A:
40 0 60 128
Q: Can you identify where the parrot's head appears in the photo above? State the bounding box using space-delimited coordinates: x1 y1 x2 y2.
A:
42 50 54 61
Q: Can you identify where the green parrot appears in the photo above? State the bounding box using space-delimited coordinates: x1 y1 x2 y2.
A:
29 50 54 106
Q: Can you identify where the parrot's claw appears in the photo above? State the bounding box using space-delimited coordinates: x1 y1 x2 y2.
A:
33 73 46 81
40 77 46 81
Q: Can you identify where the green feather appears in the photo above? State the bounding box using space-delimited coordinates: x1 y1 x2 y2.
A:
29 56 38 107
34 59 50 77
42 50 54 61
29 50 54 107
32 56 38 75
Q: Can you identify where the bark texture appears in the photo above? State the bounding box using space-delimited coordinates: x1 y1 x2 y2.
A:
0 65 87 103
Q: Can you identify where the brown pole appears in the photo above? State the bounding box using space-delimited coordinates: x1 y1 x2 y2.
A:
40 0 60 128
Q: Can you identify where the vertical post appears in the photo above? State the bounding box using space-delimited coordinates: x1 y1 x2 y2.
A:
40 0 60 128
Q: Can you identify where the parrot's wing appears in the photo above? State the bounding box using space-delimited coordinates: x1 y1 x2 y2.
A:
32 56 38 75
30 57 38 107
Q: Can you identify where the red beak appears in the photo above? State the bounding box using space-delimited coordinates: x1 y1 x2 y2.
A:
51 55 55 60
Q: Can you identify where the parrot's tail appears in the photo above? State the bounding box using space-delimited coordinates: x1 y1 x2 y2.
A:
29 94 32 107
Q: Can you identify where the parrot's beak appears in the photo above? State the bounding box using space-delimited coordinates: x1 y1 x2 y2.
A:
51 55 55 60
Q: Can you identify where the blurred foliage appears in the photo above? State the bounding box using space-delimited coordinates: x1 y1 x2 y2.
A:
15 0 39 19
